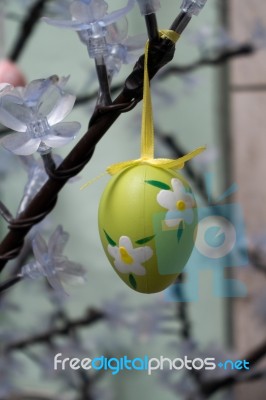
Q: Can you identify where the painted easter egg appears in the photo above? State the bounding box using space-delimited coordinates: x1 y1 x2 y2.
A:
98 164 198 294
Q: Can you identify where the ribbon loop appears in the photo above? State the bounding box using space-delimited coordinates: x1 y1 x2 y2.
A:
107 29 205 176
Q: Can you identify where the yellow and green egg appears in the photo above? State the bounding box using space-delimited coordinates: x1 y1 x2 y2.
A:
98 164 197 293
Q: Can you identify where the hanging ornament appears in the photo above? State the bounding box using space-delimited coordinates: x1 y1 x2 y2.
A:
98 30 205 293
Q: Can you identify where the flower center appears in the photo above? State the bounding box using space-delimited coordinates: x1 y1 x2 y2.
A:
176 200 186 211
119 247 134 265
27 117 50 139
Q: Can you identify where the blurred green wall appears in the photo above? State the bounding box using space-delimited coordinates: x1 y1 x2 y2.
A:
1 1 225 399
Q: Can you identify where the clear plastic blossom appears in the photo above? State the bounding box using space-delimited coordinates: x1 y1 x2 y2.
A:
17 154 79 214
21 225 86 296
108 236 153 275
105 33 146 77
157 179 196 227
43 0 134 31
0 82 11 93
43 0 135 58
181 0 208 16
0 75 81 155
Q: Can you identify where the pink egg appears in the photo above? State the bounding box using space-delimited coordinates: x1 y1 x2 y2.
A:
0 59 26 86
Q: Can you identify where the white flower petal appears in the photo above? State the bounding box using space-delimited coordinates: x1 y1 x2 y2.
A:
0 107 27 132
57 260 86 284
119 236 134 252
47 94 76 125
0 83 12 92
108 244 119 259
171 178 185 194
128 262 146 276
48 225 69 256
46 273 68 296
32 233 49 265
157 190 176 210
103 0 135 26
23 77 55 105
114 259 128 273
1 133 40 155
133 246 153 263
42 16 86 30
70 1 104 23
43 122 81 148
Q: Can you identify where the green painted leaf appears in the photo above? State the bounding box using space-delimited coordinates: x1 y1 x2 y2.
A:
129 274 137 290
104 230 116 247
135 235 156 245
145 180 171 190
177 221 184 242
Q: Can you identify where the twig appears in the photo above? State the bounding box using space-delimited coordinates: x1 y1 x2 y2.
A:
158 43 255 77
199 338 266 396
8 0 48 62
145 13 159 42
0 275 22 292
4 308 104 352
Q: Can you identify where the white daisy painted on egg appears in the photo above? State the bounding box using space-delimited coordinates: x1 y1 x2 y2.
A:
107 236 153 276
157 178 196 227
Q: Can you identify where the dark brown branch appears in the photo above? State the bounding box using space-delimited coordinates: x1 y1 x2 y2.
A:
199 338 266 396
8 0 48 62
145 13 159 42
158 43 255 76
0 275 22 292
4 308 104 352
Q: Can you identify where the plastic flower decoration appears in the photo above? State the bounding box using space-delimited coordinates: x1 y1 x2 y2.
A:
107 236 153 276
21 225 86 296
17 154 78 214
43 0 135 59
105 33 146 77
181 0 208 16
157 179 196 227
0 75 80 155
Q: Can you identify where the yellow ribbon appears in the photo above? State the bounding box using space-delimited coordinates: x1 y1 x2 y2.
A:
81 30 205 190
107 30 206 176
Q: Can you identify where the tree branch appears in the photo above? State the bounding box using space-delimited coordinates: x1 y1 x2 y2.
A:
8 0 48 62
4 308 104 352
